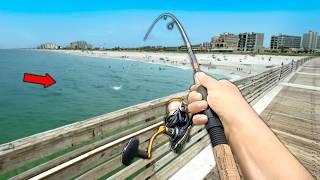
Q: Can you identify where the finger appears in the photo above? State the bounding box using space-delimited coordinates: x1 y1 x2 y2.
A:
188 91 202 103
194 72 218 89
192 114 208 125
190 84 199 91
188 100 208 113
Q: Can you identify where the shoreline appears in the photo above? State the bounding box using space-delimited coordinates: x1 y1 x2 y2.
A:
42 49 307 81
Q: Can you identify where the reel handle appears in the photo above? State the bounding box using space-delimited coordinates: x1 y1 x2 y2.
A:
197 85 240 180
121 138 148 166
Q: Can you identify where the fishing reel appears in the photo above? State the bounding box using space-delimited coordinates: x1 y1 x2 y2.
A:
122 98 193 166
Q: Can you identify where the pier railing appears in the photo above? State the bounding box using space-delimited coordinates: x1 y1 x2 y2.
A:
0 57 311 179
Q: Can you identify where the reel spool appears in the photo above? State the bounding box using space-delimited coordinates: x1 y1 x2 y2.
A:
121 98 192 166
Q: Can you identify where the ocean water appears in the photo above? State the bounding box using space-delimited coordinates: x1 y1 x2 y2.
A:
0 49 227 144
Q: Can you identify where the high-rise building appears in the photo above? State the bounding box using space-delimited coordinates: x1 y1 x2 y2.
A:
270 34 301 50
238 32 264 52
317 36 320 49
302 31 318 51
211 32 239 50
69 41 93 50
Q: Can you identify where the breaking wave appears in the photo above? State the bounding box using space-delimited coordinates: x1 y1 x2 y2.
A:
111 85 122 90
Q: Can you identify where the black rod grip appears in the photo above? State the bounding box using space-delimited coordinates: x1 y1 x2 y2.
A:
197 85 227 147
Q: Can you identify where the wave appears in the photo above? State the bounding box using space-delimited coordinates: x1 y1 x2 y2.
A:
111 85 122 90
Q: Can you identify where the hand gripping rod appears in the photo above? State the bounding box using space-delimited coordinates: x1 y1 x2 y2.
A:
144 13 240 180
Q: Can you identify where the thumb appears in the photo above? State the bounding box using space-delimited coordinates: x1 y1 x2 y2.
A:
195 72 218 89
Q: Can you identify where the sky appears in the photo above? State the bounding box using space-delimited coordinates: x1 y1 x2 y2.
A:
0 0 320 49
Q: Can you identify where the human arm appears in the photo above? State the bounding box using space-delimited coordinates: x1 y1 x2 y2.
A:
188 72 313 180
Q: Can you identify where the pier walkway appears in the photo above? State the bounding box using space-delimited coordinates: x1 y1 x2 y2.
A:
260 58 320 179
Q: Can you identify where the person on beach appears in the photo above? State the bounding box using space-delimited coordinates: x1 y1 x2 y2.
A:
188 72 314 180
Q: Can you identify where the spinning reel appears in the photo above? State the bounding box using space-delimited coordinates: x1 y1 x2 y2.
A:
121 98 192 166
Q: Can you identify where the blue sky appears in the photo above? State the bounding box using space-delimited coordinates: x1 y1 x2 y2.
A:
0 0 320 48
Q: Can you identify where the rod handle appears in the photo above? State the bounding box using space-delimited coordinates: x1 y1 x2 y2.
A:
197 85 227 146
213 144 241 180
197 85 240 179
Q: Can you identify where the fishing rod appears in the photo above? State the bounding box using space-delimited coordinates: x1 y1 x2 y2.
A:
144 13 240 179
122 13 240 179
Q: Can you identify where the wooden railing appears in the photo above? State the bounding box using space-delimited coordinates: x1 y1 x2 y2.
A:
0 57 311 180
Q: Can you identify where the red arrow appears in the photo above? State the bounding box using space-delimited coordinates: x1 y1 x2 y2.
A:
23 73 56 88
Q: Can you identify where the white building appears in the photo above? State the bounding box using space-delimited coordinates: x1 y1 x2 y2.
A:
302 31 318 51
238 32 264 52
37 43 59 49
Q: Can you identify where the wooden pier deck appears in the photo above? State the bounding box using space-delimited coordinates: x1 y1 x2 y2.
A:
260 58 320 179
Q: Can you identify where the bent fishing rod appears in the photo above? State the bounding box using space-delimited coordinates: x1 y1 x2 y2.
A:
144 13 240 179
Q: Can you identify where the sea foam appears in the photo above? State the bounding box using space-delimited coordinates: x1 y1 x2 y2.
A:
111 85 122 90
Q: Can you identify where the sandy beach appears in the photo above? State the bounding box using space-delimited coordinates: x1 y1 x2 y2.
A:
53 49 307 81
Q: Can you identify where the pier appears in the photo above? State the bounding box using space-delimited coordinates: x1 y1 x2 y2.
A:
0 57 318 179
260 58 320 179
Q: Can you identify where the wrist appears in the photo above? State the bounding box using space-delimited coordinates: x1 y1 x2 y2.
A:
223 106 259 142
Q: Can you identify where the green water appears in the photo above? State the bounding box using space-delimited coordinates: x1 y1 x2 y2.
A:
0 49 227 144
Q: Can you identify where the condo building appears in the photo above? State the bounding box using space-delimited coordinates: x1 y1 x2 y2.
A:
317 36 320 49
302 31 318 51
211 32 239 51
238 32 264 52
270 34 301 50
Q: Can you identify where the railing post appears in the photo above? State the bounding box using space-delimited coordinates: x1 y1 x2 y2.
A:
279 62 283 80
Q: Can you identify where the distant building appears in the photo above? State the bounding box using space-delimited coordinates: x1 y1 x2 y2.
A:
179 42 212 51
199 42 212 50
238 32 264 52
37 43 59 49
69 41 92 50
270 34 301 50
302 31 318 51
211 32 239 51
317 36 320 49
